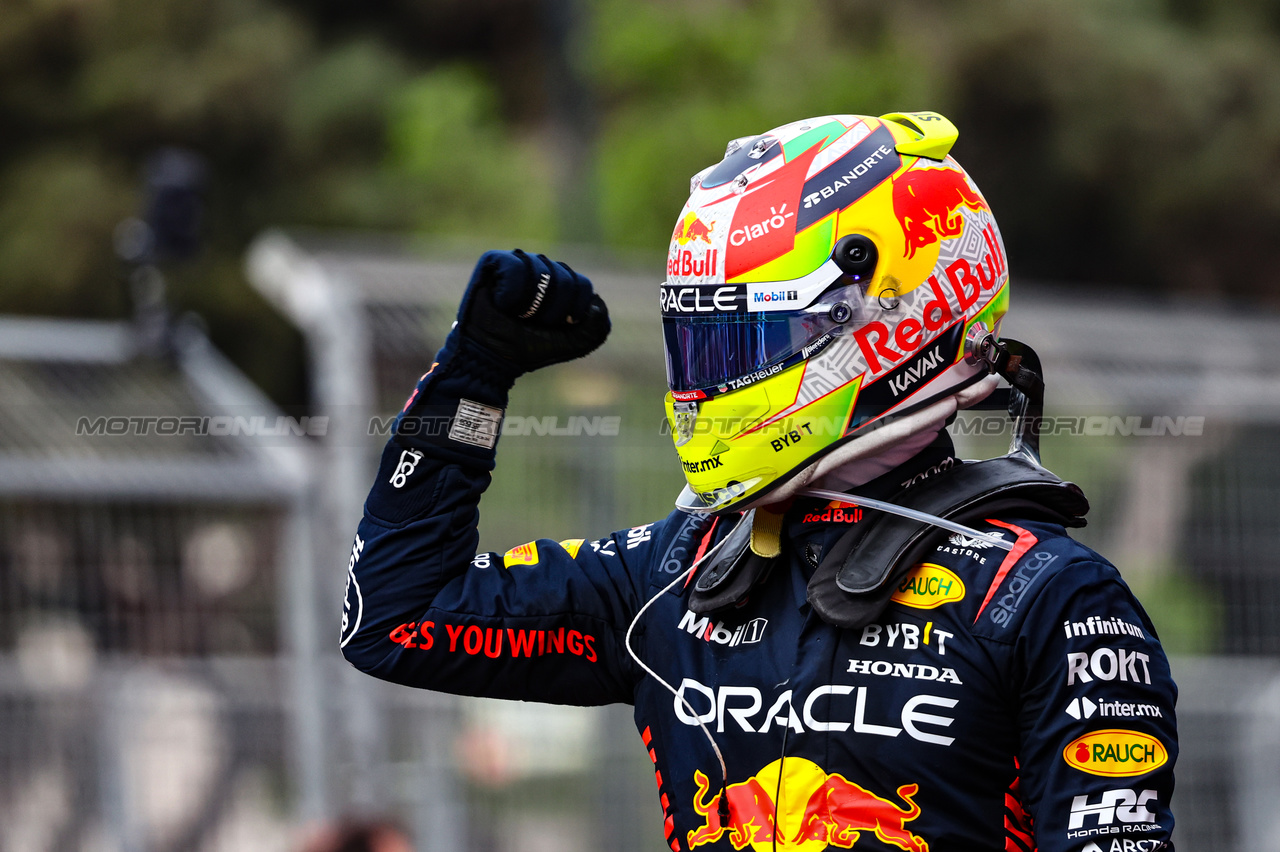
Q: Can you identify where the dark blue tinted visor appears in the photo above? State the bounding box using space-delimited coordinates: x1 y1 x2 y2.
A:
661 277 877 392
664 311 835 392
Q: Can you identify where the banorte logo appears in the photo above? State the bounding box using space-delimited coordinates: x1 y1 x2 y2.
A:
687 758 929 851
891 167 988 259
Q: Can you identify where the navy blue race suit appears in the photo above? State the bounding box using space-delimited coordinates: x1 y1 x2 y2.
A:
342 419 1178 852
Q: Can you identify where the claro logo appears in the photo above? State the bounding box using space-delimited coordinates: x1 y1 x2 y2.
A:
1063 730 1169 777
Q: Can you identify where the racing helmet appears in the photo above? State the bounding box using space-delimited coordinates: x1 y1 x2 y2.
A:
663 112 1010 513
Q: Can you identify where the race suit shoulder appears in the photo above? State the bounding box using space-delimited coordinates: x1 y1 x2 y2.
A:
342 445 1178 852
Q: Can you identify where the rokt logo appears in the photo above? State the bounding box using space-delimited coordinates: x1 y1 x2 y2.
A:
1066 648 1153 686
1063 730 1168 777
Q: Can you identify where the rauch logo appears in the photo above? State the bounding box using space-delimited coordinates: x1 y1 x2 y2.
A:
1063 730 1168 777
890 563 965 609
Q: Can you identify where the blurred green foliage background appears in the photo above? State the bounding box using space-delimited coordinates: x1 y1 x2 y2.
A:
5 0 1280 403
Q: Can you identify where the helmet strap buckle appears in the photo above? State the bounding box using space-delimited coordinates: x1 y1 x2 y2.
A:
980 337 1046 466
672 400 699 447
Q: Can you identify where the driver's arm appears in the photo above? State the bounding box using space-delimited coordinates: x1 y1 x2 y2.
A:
339 250 666 706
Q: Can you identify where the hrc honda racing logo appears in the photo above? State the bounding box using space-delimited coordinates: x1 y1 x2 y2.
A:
1067 788 1160 840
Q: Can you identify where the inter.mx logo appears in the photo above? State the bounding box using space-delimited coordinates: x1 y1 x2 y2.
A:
1065 696 1164 721
678 610 767 647
1068 788 1159 839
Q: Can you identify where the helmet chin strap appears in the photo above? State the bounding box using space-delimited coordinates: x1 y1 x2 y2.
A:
975 336 1045 465
787 336 1049 552
797 487 1014 552
750 374 1001 508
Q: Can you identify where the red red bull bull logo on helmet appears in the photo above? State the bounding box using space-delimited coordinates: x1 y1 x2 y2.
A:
675 212 717 245
891 166 989 259
687 757 930 851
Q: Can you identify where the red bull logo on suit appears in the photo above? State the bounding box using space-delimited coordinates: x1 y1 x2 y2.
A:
686 757 929 851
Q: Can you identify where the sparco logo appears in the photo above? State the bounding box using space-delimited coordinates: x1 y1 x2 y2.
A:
339 534 365 649
988 550 1057 627
679 610 767 646
1068 789 1158 836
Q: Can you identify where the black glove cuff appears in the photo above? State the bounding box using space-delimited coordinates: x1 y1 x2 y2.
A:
389 336 517 469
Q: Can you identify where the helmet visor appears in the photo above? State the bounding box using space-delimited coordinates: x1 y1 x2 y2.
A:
663 274 876 392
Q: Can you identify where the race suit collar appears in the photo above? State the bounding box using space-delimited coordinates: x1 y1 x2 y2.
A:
784 432 961 585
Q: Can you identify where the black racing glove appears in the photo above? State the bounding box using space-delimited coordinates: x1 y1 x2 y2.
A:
389 249 611 469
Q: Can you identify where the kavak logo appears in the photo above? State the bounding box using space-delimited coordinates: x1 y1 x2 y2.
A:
891 563 965 609
1063 730 1168 777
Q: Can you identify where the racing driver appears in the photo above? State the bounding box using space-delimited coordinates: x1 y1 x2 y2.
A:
341 112 1177 852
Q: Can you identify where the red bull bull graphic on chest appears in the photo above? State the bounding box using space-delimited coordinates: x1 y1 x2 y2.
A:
687 758 929 851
